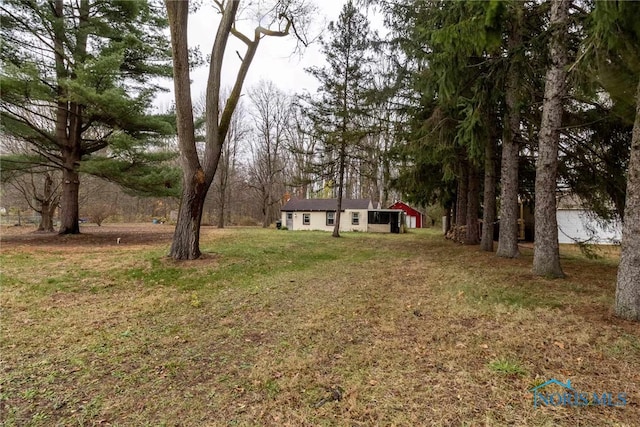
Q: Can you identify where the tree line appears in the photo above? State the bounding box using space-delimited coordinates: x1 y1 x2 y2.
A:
374 0 639 320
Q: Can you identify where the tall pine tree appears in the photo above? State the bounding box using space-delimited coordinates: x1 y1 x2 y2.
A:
532 0 570 278
588 1 640 320
305 0 373 237
0 0 177 234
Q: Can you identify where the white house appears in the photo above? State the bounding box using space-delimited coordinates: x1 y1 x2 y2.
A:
557 208 622 245
553 194 621 244
280 198 404 233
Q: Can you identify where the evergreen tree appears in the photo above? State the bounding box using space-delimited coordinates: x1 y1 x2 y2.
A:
496 1 526 258
305 0 373 237
588 0 640 320
617 80 640 320
0 0 177 234
532 0 571 278
383 0 507 244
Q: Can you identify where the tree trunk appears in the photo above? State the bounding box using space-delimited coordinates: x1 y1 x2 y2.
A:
262 194 270 228
481 137 497 251
445 206 452 234
454 160 469 242
39 200 57 232
38 173 56 232
54 0 83 235
615 79 640 321
38 202 52 232
58 161 81 234
465 164 480 245
496 5 523 258
166 0 205 259
216 153 228 228
532 0 568 278
217 195 226 228
333 142 347 238
170 169 208 259
496 132 521 257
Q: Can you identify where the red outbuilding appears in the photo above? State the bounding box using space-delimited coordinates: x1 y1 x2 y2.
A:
388 201 425 228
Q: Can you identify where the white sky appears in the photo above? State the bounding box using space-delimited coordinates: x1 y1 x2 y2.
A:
155 0 384 111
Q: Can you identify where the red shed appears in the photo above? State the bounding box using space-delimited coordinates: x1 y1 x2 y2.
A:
388 201 424 228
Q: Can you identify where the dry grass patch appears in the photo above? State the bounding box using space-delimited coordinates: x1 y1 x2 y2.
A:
1 227 638 426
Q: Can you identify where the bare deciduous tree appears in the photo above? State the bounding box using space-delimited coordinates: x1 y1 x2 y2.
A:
283 105 319 199
246 81 291 227
166 0 313 259
213 98 247 228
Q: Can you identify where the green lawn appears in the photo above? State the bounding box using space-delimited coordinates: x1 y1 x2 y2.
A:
1 227 638 426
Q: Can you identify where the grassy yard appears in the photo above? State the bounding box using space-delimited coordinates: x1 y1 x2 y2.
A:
1 226 638 426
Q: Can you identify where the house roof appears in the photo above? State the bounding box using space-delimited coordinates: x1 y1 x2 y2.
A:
281 198 372 212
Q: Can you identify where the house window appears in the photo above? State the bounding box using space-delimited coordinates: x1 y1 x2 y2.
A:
303 213 310 225
326 211 335 226
368 211 391 224
352 212 359 225
287 213 293 220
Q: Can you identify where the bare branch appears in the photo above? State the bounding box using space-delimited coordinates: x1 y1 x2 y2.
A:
212 0 224 12
230 25 252 45
256 21 290 38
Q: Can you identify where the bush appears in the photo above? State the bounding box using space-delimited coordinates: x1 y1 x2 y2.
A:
84 203 115 226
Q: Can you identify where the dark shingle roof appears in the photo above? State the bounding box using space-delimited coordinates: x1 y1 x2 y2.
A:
281 198 372 212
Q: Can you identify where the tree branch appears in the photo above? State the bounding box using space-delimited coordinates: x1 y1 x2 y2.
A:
230 26 252 46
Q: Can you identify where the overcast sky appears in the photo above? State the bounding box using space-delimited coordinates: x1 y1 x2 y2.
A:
155 0 384 111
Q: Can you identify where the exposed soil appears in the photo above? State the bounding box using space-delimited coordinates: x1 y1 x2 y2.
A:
0 223 176 249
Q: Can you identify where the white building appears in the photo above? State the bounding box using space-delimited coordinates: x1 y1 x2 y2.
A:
280 198 404 233
556 195 622 244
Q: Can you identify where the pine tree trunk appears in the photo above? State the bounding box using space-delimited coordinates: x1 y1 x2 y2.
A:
170 169 208 260
497 7 523 258
496 131 521 257
532 0 568 278
58 163 80 234
54 0 82 235
465 165 480 245
333 142 346 238
445 206 452 234
454 161 469 242
615 79 640 321
481 138 497 251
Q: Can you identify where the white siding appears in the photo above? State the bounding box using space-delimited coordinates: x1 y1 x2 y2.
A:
556 210 622 244
281 210 368 232
405 215 416 228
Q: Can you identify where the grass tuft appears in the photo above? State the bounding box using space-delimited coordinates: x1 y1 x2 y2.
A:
488 358 527 376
